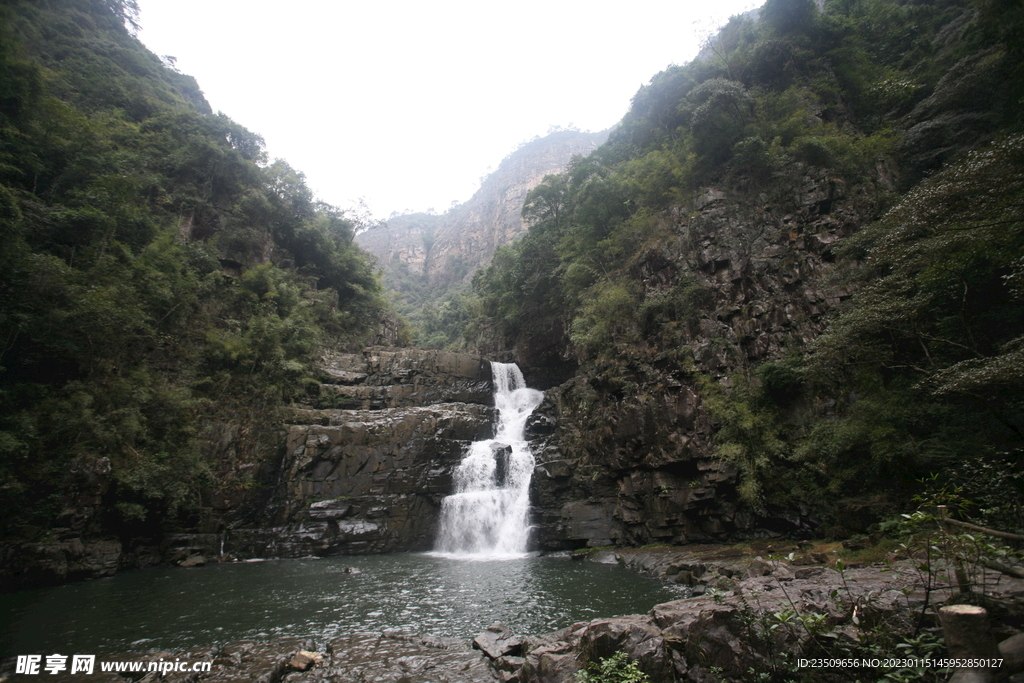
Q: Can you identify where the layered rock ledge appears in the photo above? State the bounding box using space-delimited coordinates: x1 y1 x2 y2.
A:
0 348 498 589
173 348 498 561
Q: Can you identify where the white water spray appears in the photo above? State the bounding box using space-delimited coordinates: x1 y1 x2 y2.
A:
434 362 543 557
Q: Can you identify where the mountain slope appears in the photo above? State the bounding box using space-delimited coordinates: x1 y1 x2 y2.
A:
356 129 608 347
466 0 1024 543
0 0 387 559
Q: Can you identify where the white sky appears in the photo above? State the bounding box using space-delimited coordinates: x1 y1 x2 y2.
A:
135 0 762 219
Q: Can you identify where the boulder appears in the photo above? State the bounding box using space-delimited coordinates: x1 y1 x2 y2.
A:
473 622 523 659
179 554 206 567
491 443 513 487
286 650 323 671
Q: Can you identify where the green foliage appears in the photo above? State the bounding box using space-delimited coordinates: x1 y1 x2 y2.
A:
462 0 951 370
701 374 796 509
569 281 641 359
680 78 755 166
0 0 387 538
575 652 650 683
762 0 818 36
809 134 1024 430
441 0 1022 524
758 360 804 407
726 566 947 683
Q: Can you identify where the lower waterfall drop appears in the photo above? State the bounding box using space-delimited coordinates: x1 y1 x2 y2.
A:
434 362 543 557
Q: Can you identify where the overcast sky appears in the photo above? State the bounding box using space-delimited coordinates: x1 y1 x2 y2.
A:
134 0 762 219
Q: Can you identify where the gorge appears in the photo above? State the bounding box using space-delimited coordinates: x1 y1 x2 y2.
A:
1 0 1023 680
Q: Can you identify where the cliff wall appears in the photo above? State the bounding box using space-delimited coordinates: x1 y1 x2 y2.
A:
520 164 877 550
356 130 609 291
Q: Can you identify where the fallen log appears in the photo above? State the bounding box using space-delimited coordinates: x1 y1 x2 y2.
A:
934 506 1024 542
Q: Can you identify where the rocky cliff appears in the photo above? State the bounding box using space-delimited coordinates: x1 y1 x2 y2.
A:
356 129 609 293
517 165 877 550
221 348 496 559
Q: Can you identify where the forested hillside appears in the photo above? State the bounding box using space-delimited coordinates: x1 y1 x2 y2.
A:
467 0 1024 532
0 0 386 547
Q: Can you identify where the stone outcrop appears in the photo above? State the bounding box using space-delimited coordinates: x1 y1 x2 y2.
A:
310 347 493 409
229 402 493 556
0 537 122 589
0 454 125 590
474 622 524 660
194 347 498 560
478 555 955 683
425 130 610 289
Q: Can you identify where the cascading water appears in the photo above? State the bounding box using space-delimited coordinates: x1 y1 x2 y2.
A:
434 362 543 557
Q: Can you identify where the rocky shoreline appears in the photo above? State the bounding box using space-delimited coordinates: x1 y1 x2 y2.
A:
9 543 1022 683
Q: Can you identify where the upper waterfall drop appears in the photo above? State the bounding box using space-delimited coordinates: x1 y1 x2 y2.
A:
434 362 543 558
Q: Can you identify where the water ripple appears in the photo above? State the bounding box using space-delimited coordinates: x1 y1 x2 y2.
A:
0 554 687 656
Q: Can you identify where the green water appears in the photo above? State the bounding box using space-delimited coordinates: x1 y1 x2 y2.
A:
1 553 686 656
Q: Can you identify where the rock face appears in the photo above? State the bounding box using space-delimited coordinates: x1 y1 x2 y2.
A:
0 538 122 587
213 347 497 559
310 347 494 409
356 129 609 293
517 167 869 550
0 454 125 589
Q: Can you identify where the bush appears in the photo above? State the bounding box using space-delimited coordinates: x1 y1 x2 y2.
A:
758 360 804 407
576 652 651 683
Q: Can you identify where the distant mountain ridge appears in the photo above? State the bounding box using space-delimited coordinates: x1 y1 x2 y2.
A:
356 129 609 292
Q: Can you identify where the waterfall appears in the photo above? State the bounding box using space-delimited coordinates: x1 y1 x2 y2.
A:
434 362 543 557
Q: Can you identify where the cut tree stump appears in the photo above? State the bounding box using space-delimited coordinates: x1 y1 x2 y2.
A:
938 604 1024 683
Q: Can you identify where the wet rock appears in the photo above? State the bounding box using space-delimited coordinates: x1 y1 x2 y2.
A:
491 443 513 488
558 501 616 547
588 550 619 565
286 650 322 671
306 499 351 520
474 622 524 659
164 534 221 563
179 554 206 567
535 459 573 480
0 537 123 589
